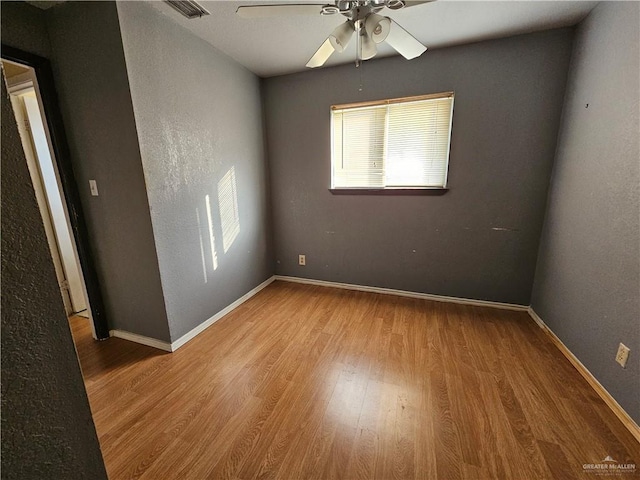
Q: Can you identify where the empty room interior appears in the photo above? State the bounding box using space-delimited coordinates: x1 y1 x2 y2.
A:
1 0 639 478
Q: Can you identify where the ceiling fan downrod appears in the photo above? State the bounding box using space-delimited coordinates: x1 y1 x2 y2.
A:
355 18 362 67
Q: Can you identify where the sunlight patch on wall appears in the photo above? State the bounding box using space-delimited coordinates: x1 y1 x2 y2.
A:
159 117 219 198
205 194 219 271
195 208 208 283
218 166 240 253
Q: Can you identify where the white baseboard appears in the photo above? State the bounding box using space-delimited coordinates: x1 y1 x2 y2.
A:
170 276 276 351
109 330 172 352
109 277 276 353
528 307 640 444
274 275 528 311
109 276 524 353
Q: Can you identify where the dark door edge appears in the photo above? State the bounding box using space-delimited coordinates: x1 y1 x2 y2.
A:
2 44 110 339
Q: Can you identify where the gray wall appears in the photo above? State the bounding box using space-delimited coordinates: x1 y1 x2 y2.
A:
46 2 171 341
264 29 573 305
532 2 640 423
117 2 273 341
1 69 107 480
0 1 51 58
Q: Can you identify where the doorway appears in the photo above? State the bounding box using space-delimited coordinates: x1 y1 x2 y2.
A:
2 45 109 339
4 59 92 325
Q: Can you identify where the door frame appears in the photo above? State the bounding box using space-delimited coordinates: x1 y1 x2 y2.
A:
8 81 75 316
2 44 109 339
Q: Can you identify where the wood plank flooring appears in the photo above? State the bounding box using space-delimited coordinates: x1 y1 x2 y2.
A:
69 281 640 479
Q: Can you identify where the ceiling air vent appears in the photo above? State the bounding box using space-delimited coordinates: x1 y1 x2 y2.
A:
165 0 210 19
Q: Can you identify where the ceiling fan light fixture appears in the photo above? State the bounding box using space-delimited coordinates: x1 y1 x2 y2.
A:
329 21 355 52
360 33 377 60
365 13 391 44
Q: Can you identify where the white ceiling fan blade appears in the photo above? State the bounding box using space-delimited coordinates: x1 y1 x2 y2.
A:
384 19 427 59
236 4 326 18
306 38 336 68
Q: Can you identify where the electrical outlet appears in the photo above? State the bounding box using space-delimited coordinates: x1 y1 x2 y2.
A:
298 254 306 266
615 343 630 368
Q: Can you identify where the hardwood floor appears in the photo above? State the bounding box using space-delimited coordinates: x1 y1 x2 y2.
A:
70 281 640 479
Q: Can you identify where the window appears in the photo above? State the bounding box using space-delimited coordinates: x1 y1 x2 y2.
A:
331 92 454 190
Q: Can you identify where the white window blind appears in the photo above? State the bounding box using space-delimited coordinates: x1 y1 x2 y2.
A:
331 92 454 189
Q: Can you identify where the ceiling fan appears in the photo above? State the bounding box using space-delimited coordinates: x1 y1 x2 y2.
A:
236 1 432 68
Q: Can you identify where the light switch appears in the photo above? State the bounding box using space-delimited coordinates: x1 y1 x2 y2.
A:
89 179 99 196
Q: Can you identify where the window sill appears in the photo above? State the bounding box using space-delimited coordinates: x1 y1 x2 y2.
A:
329 188 449 196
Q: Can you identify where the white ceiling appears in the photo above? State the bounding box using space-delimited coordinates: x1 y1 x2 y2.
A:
151 0 598 77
